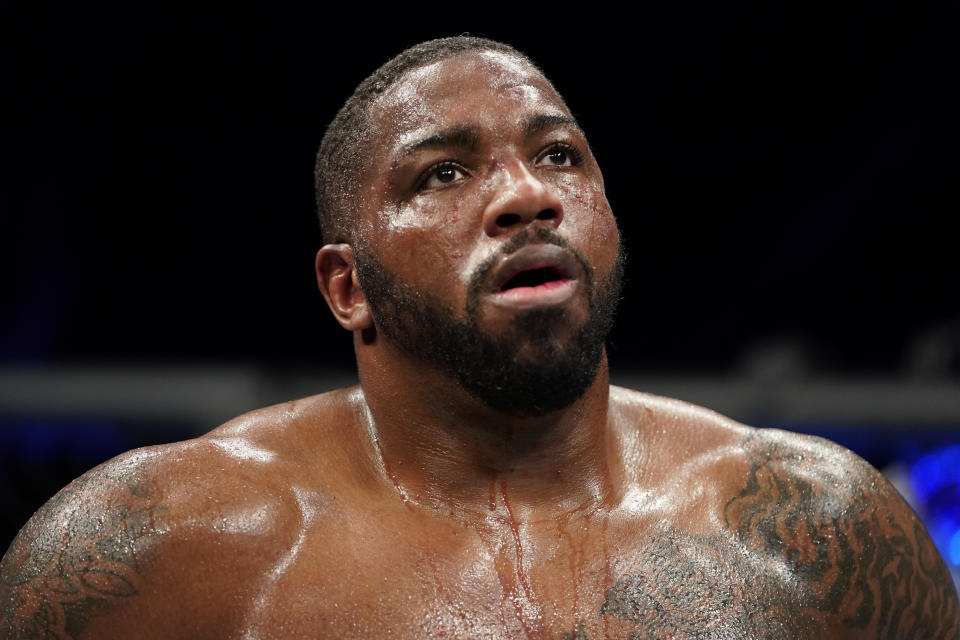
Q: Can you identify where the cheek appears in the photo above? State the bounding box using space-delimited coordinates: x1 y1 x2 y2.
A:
558 179 620 257
374 191 473 236
368 200 475 296
593 202 620 246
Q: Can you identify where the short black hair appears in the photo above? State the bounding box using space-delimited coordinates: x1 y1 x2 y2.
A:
314 36 541 245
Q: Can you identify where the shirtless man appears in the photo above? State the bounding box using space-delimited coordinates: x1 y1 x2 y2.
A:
2 36 957 640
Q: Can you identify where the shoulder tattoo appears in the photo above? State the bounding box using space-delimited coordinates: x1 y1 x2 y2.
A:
0 468 169 639
599 434 960 639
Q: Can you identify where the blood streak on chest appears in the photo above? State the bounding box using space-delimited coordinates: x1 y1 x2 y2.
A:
495 479 545 638
372 434 413 511
600 515 612 640
556 516 577 620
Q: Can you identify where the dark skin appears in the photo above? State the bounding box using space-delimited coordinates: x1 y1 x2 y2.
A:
2 51 958 639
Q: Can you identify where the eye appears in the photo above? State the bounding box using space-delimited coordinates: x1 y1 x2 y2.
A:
420 162 468 190
535 143 580 168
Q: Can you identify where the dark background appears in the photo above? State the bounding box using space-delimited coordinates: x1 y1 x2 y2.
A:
5 6 957 373
3 7 959 560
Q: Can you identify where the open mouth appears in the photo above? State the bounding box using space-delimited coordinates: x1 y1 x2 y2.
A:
487 245 581 308
499 266 570 291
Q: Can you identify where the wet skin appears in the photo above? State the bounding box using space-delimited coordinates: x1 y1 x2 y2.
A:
2 53 958 639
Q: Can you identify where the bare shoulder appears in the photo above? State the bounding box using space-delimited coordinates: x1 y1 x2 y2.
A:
609 385 960 638
0 387 361 639
609 384 756 466
725 426 959 637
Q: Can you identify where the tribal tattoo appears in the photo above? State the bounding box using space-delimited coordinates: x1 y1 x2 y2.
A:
0 467 168 639
598 434 960 639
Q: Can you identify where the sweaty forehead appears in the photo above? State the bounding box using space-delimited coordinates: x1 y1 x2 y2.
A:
368 51 569 151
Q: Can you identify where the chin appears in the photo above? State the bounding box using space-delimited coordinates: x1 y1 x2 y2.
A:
450 316 608 418
356 239 623 417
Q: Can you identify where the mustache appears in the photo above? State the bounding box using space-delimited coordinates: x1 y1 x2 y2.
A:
499 225 571 255
466 226 594 308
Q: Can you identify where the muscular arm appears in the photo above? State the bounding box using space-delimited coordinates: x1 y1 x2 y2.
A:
724 432 959 638
0 459 170 639
599 430 959 640
0 441 296 640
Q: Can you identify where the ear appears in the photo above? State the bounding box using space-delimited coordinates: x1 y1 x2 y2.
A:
315 244 373 331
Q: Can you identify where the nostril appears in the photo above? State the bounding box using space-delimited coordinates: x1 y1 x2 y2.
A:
496 213 522 227
536 208 557 221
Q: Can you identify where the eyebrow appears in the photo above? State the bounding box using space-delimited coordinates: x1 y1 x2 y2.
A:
391 113 585 165
394 125 480 161
523 113 584 138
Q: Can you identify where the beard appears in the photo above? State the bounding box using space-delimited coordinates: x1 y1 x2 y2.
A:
355 226 625 417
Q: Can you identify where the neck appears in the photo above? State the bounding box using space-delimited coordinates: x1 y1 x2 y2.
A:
354 338 621 522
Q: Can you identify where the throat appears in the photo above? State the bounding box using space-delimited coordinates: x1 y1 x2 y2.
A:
357 388 617 520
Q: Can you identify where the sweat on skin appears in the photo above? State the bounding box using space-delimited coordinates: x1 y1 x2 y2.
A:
1 38 957 640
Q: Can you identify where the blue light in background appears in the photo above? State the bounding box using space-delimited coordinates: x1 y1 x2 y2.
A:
950 530 960 566
910 444 960 567
2 419 132 465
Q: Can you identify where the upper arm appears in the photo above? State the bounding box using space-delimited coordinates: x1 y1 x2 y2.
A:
0 442 297 640
725 431 960 639
0 452 172 639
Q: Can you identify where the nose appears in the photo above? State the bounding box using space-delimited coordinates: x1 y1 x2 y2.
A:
481 160 564 237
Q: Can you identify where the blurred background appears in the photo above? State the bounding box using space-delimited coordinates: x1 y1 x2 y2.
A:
3 6 959 581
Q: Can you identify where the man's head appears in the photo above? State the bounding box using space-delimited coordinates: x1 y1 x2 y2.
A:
315 37 624 416
315 37 531 246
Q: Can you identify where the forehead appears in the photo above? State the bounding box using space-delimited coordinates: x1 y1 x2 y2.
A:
368 51 570 153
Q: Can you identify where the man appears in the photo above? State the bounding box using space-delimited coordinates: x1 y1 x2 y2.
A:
1 36 957 639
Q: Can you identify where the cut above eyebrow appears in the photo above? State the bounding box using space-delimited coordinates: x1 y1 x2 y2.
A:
395 126 480 161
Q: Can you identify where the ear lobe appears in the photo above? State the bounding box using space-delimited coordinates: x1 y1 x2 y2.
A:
315 244 372 331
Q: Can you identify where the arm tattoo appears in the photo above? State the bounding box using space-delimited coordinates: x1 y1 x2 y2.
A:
0 469 168 639
561 620 591 639
725 435 958 637
599 434 960 639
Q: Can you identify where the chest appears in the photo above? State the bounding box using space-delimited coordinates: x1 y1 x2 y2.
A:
236 513 823 640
